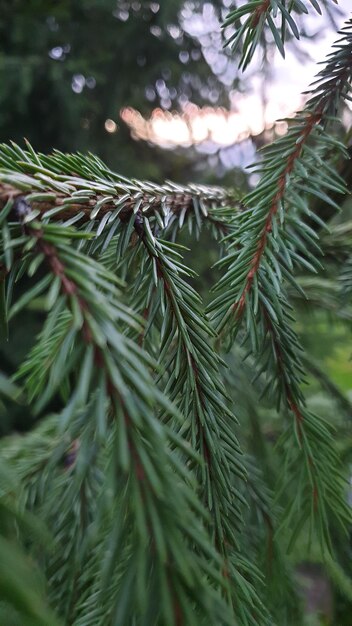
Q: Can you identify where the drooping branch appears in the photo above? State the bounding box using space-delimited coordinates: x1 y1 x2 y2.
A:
0 216 234 625
207 18 352 552
211 18 352 346
128 216 268 626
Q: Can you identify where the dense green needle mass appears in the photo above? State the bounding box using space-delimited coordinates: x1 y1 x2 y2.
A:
0 5 352 626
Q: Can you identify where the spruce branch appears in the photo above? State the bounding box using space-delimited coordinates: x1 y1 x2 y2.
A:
210 18 352 381
0 214 235 625
208 18 352 550
223 0 340 70
0 147 253 622
0 143 241 246
129 217 269 626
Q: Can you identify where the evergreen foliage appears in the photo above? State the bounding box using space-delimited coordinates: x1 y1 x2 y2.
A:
0 4 352 625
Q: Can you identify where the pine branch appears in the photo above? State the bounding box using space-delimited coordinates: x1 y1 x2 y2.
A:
210 18 352 387
0 144 254 622
210 18 352 390
128 219 269 626
0 143 242 243
208 19 352 551
0 211 235 625
223 0 340 70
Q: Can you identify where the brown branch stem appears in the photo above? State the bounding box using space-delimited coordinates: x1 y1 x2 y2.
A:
0 182 239 225
250 0 270 28
234 111 322 319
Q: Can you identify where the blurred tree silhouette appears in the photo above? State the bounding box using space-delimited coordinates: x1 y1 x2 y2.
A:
0 0 236 177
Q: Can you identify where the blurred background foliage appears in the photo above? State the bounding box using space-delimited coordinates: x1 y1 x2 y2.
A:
0 1 352 624
0 0 235 180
